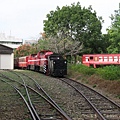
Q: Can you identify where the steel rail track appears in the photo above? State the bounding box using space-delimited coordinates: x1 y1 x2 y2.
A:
58 77 105 120
10 70 72 120
17 71 72 120
0 77 38 120
0 70 72 120
0 71 40 120
58 77 120 120
13 71 41 120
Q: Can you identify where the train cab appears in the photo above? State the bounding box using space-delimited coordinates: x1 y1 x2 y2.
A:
48 54 67 76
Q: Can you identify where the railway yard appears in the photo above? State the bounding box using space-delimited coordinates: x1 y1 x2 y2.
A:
0 70 120 120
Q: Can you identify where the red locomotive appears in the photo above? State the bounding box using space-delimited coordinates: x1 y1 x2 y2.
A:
82 54 120 68
14 50 67 76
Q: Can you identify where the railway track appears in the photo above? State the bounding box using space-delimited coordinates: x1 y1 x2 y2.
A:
0 70 72 120
0 70 120 120
58 77 120 120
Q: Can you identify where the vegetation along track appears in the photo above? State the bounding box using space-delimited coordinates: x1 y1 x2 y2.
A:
0 70 72 120
58 77 120 120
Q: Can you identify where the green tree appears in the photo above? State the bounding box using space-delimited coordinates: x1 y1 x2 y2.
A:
107 6 120 53
36 39 50 51
43 2 103 55
101 34 110 53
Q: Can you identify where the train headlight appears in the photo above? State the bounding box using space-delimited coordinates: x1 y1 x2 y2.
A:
53 61 56 64
64 61 67 64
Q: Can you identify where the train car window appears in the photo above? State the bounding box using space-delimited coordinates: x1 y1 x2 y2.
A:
94 57 98 61
40 52 44 55
31 54 37 57
85 57 89 61
50 56 63 60
104 56 108 61
90 56 93 60
50 57 58 60
19 58 22 62
109 56 113 62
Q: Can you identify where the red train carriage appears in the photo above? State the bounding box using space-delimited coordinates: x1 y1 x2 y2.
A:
14 56 29 69
82 54 120 68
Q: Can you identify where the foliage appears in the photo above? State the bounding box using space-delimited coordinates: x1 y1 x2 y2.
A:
14 44 37 57
68 64 120 80
43 2 103 55
107 7 120 53
69 64 95 75
35 39 50 51
96 34 110 53
96 66 120 80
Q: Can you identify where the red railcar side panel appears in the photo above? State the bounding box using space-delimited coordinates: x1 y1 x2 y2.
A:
18 56 29 68
28 54 36 66
35 50 53 67
82 54 120 68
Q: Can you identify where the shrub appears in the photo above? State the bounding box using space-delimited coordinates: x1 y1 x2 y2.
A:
69 64 95 75
96 65 120 80
68 64 120 80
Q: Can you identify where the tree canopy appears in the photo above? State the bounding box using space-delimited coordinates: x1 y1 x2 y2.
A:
43 2 103 55
107 8 120 53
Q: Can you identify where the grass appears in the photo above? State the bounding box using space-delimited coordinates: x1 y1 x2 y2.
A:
92 84 97 88
96 65 120 80
116 95 120 99
68 64 120 80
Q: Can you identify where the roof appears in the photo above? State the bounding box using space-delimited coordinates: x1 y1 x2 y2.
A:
0 44 13 54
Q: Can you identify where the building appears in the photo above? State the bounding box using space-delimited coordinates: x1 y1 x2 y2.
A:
0 33 23 49
0 44 14 69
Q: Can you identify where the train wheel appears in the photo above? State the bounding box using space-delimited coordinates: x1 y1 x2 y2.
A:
35 66 39 72
27 65 30 70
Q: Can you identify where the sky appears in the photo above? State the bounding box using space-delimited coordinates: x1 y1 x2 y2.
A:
0 0 120 40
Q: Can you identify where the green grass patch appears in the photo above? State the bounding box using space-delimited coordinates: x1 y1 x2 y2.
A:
116 95 120 99
68 64 120 80
96 65 120 80
92 84 97 88
68 64 95 75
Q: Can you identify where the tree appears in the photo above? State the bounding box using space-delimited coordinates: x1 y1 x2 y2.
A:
36 38 50 51
43 2 103 56
100 34 111 53
14 44 36 57
107 6 120 53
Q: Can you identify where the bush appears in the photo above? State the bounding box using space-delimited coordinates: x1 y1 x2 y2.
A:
68 64 120 80
96 65 120 80
69 64 95 75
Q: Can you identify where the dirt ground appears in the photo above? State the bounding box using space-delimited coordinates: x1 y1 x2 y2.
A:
68 72 120 105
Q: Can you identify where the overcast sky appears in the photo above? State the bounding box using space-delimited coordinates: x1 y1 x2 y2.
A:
0 0 120 40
